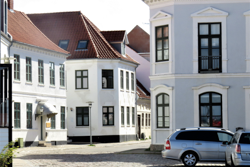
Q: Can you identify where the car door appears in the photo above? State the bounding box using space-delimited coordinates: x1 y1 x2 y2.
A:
217 132 233 160
192 131 219 160
227 133 239 160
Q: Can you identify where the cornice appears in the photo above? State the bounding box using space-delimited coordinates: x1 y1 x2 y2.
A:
192 83 229 90
12 42 69 59
150 84 173 91
13 90 66 99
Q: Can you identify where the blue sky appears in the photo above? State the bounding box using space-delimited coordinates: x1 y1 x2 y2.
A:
14 0 150 34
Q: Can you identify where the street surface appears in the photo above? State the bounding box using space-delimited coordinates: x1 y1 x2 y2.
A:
14 140 225 167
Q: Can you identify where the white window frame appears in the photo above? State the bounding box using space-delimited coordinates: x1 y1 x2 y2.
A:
150 11 173 75
192 83 229 129
191 7 228 73
244 10 250 72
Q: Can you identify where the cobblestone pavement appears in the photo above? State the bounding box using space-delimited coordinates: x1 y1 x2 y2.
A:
13 140 225 167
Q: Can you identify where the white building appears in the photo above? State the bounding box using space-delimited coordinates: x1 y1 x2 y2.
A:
143 0 250 150
28 12 139 142
1 0 70 147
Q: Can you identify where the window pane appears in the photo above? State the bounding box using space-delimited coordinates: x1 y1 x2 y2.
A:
157 51 162 60
201 116 210 126
102 77 107 88
77 115 82 125
157 95 163 104
83 71 88 76
201 106 210 116
103 107 107 113
212 93 221 103
77 41 88 49
163 39 168 49
103 114 107 125
212 106 221 116
200 93 209 103
217 132 232 142
201 38 208 48
201 49 209 56
212 116 221 127
109 114 114 125
84 116 89 125
109 107 113 113
164 107 169 116
164 50 168 60
76 71 81 76
157 27 162 38
157 40 162 50
212 38 219 47
83 78 88 88
164 94 169 104
212 49 220 56
199 24 208 35
59 40 68 50
211 24 220 35
77 78 82 88
163 26 168 37
158 107 163 116
158 117 163 127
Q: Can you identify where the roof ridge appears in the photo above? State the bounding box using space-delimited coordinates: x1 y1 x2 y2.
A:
27 11 81 15
21 11 69 54
101 30 126 32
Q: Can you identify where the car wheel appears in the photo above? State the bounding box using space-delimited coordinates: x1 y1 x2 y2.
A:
231 156 235 167
225 156 230 167
182 152 198 166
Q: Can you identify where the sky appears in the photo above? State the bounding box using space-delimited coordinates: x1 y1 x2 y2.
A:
14 0 150 34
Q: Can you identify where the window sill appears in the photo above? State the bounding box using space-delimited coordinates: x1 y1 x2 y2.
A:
60 86 66 89
120 89 124 92
154 61 170 65
101 89 115 91
155 128 171 131
49 85 56 88
75 89 89 92
126 90 130 93
127 125 131 127
13 80 21 83
103 125 115 127
132 125 135 127
131 91 135 94
121 125 125 127
38 84 45 87
75 126 89 128
25 82 32 85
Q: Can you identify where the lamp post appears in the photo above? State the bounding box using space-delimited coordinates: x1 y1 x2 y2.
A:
87 101 93 145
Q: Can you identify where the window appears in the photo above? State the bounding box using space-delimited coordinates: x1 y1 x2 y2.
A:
51 115 55 129
58 40 69 50
26 57 32 82
142 113 144 126
239 133 250 144
121 106 124 126
132 107 135 126
102 70 113 89
198 23 221 73
1 0 7 34
60 64 65 87
75 70 88 89
131 73 134 91
76 107 89 126
14 55 20 80
200 92 222 127
61 106 65 129
127 107 130 126
121 40 125 55
49 62 55 85
149 114 150 126
77 40 88 49
217 132 232 142
27 103 32 129
103 106 114 126
156 93 170 128
156 25 169 62
120 70 124 89
146 114 148 126
14 102 20 128
126 72 129 90
38 60 44 84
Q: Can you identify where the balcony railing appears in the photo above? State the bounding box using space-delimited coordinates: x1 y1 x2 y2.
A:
199 55 222 73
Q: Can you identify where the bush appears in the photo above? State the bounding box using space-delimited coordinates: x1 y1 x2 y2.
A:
0 141 19 167
149 136 151 139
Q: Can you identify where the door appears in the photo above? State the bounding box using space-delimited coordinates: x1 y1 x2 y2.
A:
217 132 233 160
137 115 141 139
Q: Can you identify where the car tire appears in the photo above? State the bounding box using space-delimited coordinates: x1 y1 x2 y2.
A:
231 156 235 167
182 152 198 166
225 156 230 167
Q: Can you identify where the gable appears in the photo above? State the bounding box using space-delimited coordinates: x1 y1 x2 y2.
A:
150 11 172 21
191 7 229 17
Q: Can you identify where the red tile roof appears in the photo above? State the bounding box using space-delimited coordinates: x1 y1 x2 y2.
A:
8 10 69 54
27 12 138 64
137 80 150 99
101 31 125 42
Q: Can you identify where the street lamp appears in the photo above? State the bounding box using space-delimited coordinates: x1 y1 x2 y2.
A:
87 101 93 145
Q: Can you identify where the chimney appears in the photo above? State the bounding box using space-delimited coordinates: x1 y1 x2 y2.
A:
8 0 13 10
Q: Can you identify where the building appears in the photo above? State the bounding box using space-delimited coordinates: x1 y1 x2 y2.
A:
1 0 70 147
28 12 139 143
143 0 250 150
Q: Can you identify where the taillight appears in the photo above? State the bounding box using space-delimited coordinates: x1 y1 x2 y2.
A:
166 140 171 150
235 144 241 153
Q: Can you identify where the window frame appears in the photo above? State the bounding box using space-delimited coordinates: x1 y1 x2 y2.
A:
76 107 89 126
156 93 170 128
142 113 144 126
131 73 134 91
14 102 20 129
49 62 55 85
60 64 65 87
102 70 113 89
38 59 44 84
198 23 222 73
58 40 69 50
121 106 124 126
75 70 88 89
155 25 169 62
61 106 65 129
102 106 114 126
26 103 32 129
199 92 222 128
120 70 124 89
51 115 56 129
132 107 135 126
127 107 130 126
77 40 88 50
26 57 32 82
14 54 20 80
126 72 129 90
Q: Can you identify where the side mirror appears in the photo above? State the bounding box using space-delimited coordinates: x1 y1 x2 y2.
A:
222 141 228 145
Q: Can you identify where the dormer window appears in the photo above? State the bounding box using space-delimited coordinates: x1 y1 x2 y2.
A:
77 40 88 49
58 40 69 50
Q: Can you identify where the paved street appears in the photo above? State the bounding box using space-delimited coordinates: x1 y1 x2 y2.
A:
14 140 225 167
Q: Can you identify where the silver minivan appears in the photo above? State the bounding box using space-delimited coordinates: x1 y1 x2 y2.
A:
225 130 250 166
162 127 233 166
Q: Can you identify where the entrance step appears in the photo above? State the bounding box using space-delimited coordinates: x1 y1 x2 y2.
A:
38 141 51 147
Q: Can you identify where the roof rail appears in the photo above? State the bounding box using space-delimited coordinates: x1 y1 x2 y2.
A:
179 127 226 131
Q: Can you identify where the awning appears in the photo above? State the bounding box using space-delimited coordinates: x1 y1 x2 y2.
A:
36 102 58 119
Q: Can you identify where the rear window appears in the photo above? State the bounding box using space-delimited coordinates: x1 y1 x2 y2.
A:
176 131 218 141
239 133 250 144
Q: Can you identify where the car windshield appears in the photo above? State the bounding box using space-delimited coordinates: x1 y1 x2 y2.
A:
239 133 250 144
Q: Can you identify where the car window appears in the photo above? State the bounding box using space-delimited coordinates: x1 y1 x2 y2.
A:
239 133 250 144
217 132 233 142
176 131 197 140
194 131 218 141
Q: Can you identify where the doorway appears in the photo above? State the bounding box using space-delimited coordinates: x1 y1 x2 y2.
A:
137 115 141 139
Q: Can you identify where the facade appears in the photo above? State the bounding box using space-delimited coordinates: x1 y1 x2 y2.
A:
1 0 70 147
28 12 139 142
143 0 250 150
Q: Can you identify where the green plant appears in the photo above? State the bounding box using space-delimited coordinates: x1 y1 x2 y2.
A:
149 136 151 139
0 141 19 167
